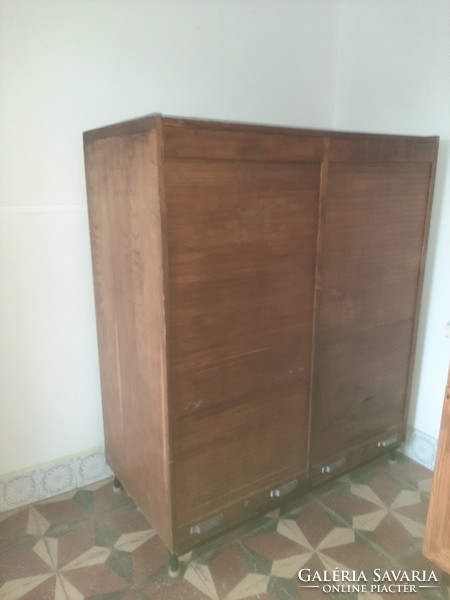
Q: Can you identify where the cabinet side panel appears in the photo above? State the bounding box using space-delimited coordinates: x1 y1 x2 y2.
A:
84 128 172 546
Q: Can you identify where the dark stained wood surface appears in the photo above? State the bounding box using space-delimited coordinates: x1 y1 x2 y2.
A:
83 115 159 143
164 157 320 528
329 135 437 163
311 152 435 472
84 122 174 548
164 126 323 162
84 114 438 554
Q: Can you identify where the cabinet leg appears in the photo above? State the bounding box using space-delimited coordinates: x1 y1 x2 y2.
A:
168 552 180 578
113 477 123 493
388 449 398 465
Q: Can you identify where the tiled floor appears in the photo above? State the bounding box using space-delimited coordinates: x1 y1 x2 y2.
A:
1 454 449 599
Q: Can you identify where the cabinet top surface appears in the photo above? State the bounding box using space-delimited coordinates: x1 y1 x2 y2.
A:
83 113 439 146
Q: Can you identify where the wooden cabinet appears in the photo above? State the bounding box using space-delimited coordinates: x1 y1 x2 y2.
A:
84 115 438 556
423 366 450 574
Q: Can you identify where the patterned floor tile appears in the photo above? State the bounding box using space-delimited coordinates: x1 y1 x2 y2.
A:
0 531 54 579
0 456 447 600
242 528 304 565
2 574 55 600
144 574 214 599
63 563 129 597
206 543 253 598
128 533 168 586
383 454 433 490
244 499 392 590
319 466 430 562
340 455 391 486
224 573 270 600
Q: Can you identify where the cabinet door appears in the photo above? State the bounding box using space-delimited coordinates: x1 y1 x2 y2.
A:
311 136 436 481
423 367 450 574
163 126 321 546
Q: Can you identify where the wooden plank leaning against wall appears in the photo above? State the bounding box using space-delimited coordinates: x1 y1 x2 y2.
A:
423 366 450 574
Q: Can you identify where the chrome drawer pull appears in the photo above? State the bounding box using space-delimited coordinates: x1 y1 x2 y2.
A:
378 434 399 448
321 457 345 474
270 479 298 498
190 513 224 535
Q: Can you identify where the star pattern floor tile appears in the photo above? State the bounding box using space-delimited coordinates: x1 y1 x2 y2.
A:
0 454 449 600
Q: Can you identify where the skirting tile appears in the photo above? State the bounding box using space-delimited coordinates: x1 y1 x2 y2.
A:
75 451 112 487
0 471 41 511
1 430 436 512
401 426 437 470
40 461 77 500
0 448 112 512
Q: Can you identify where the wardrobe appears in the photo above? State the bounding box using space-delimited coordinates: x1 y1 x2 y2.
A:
83 115 438 562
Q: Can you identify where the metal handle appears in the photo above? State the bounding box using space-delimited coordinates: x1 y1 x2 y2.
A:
269 479 298 498
321 457 345 475
190 513 224 535
378 434 399 449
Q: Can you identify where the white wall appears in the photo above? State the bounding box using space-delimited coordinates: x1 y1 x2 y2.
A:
333 0 450 440
1 0 448 478
0 0 341 475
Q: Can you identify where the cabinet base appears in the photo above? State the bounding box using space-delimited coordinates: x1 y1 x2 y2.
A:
168 552 180 578
113 477 123 494
388 449 398 465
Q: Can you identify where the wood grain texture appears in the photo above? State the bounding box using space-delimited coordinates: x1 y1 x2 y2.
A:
329 136 437 163
164 116 437 147
311 155 434 473
164 157 320 529
83 115 160 143
83 114 438 555
164 125 323 161
423 367 450 574
84 121 173 548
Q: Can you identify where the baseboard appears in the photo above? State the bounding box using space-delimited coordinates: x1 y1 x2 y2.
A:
0 427 437 512
0 448 112 512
